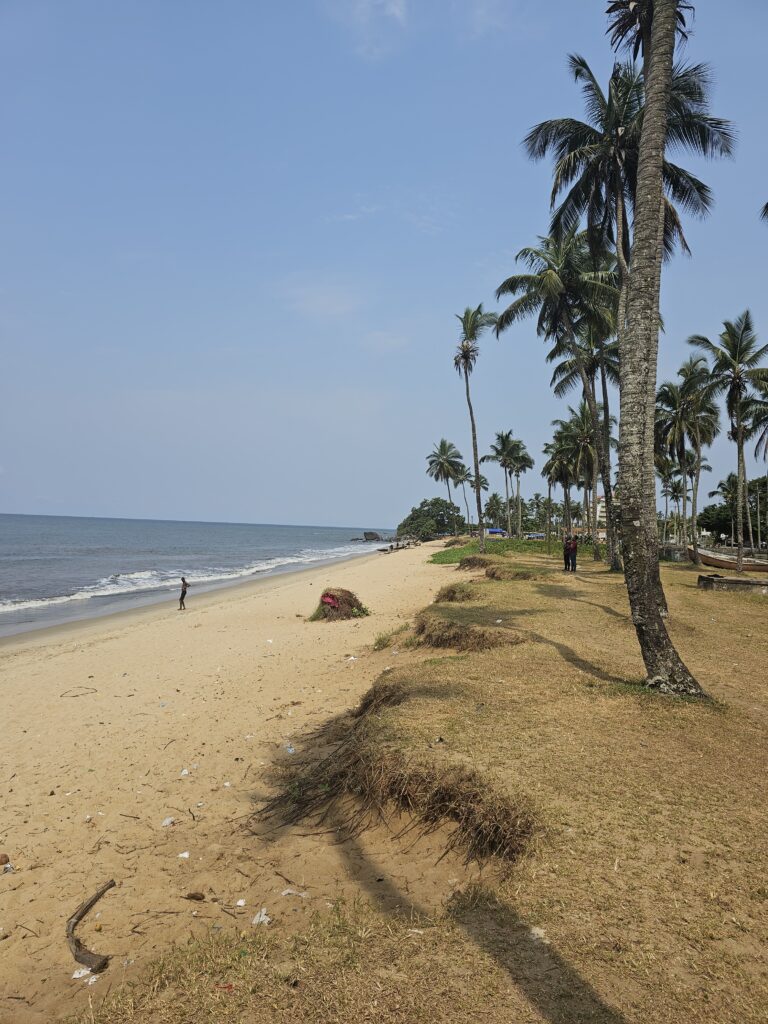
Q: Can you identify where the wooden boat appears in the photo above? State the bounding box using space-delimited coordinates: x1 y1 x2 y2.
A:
687 545 768 572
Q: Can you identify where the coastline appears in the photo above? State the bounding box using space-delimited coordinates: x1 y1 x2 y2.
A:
0 541 446 1023
0 547 387 648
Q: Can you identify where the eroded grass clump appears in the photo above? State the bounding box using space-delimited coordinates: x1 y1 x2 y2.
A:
443 537 467 548
413 610 520 653
485 565 535 582
372 623 409 650
256 673 538 866
434 582 475 603
456 555 497 571
309 588 370 622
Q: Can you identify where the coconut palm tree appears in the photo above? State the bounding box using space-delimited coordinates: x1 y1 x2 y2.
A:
484 493 505 530
453 464 473 534
508 439 534 538
525 41 732 592
426 440 464 536
495 229 621 568
614 0 704 695
454 305 497 553
482 430 516 537
708 474 739 547
677 355 720 563
655 452 676 545
689 311 768 571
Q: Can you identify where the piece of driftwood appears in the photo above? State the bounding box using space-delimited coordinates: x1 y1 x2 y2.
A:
66 879 116 973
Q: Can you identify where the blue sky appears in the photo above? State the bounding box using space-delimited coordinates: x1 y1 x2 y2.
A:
2 1 766 527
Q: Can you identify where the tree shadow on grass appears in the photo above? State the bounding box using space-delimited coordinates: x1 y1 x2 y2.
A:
532 582 630 623
333 817 628 1024
523 631 633 686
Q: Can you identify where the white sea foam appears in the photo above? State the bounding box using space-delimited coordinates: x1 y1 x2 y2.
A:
0 543 379 614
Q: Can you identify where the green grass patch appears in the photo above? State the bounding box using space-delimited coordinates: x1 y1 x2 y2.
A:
430 538 558 565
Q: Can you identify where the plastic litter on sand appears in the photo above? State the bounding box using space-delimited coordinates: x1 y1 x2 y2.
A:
281 888 309 899
161 817 175 827
178 851 190 859
251 908 271 926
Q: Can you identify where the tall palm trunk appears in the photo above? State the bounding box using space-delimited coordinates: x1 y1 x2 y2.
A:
757 485 762 552
592 459 601 560
463 369 485 552
564 482 572 533
546 482 552 555
596 352 619 567
460 482 471 534
568 323 618 569
662 489 669 545
446 479 457 536
516 475 522 537
680 449 688 548
691 428 702 565
617 0 703 696
504 470 512 537
735 420 745 572
743 465 755 555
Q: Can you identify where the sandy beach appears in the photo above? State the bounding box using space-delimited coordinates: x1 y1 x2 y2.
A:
0 545 449 1022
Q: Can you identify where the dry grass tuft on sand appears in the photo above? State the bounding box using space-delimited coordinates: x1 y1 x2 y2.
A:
485 565 536 582
413 609 522 652
308 587 369 622
456 554 498 571
255 670 539 866
434 581 476 603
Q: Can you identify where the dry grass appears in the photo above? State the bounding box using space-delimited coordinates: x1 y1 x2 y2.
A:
413 608 523 652
255 671 539 865
75 552 768 1024
456 554 498 571
485 565 537 581
434 581 475 603
308 587 369 622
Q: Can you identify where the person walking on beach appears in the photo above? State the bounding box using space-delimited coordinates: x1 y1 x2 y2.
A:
179 577 190 610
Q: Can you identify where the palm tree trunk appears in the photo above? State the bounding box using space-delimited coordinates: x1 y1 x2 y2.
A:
569 329 619 570
463 369 485 553
597 347 621 569
504 470 512 537
564 482 571 533
690 426 702 565
743 465 755 555
460 482 471 534
546 482 552 555
681 449 688 549
616 0 703 696
446 479 457 536
736 423 745 572
516 475 522 537
592 461 601 560
662 490 669 545
757 484 762 551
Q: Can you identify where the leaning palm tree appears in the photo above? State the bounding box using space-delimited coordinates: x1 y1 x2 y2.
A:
495 229 621 568
613 0 704 695
481 430 516 537
655 452 676 545
426 439 464 536
689 311 768 571
526 46 733 587
454 305 497 553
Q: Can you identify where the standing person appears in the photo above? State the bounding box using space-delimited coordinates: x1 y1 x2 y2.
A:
563 535 570 572
568 537 578 573
179 576 190 611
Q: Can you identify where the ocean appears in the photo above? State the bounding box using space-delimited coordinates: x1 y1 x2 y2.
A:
0 514 391 638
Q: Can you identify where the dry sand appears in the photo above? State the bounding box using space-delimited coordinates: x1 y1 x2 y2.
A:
0 546 449 1023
